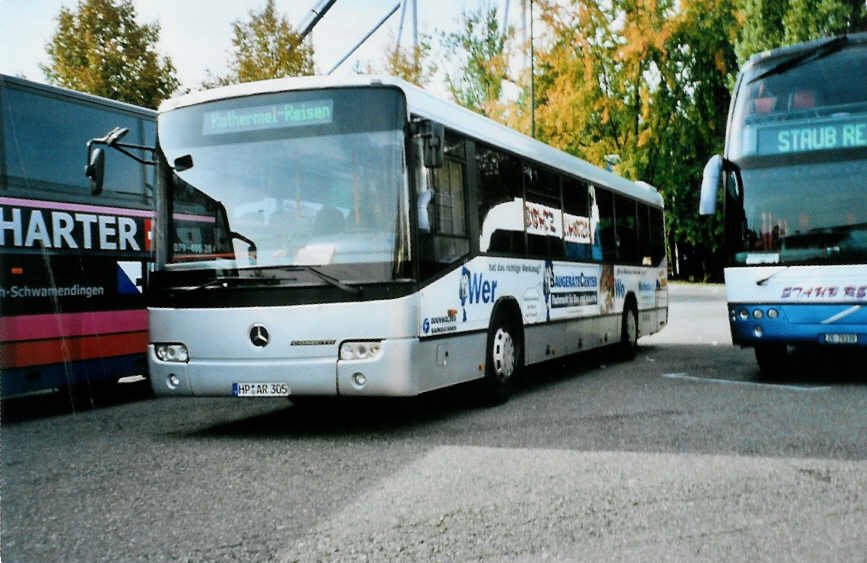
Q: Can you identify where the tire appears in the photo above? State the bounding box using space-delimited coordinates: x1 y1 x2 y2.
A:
620 304 639 359
481 313 521 404
755 343 786 377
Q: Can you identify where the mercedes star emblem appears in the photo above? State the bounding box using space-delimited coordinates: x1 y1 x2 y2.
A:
250 324 270 347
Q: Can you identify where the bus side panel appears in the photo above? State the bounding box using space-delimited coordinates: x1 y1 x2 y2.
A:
420 256 669 365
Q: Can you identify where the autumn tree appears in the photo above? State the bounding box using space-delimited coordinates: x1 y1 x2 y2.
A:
42 0 179 109
370 32 437 87
441 3 511 116
527 0 739 280
204 0 314 88
736 0 867 62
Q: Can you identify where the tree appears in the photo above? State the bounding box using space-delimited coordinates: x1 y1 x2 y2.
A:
204 0 314 88
441 3 511 117
736 0 867 62
526 0 739 280
42 0 179 109
377 33 437 87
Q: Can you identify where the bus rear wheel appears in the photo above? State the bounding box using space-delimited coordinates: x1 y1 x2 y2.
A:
481 315 520 404
620 304 639 359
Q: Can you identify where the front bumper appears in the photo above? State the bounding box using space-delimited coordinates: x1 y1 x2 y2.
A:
148 337 423 397
729 303 867 347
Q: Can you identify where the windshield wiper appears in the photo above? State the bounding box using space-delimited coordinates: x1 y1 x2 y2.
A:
748 35 847 84
183 274 295 292
287 266 362 296
756 267 790 286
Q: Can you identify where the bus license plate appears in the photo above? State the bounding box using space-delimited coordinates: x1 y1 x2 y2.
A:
233 383 290 397
824 333 858 345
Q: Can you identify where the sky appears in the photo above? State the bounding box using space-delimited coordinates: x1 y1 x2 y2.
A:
0 0 526 100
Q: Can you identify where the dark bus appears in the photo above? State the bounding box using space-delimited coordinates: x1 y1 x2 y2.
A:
1 74 156 398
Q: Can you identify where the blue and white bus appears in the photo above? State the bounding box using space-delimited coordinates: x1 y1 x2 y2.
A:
700 33 867 374
104 75 667 402
1 74 155 398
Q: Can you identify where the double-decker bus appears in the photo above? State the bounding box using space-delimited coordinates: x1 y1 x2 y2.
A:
1 75 155 398
700 33 867 374
114 75 666 402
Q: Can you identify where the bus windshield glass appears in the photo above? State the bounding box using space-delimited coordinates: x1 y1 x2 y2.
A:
728 41 867 265
157 87 410 282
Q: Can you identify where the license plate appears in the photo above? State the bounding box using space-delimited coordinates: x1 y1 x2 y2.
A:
824 333 858 345
233 382 290 397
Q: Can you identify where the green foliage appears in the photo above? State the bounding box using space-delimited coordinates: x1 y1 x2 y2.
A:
736 0 867 62
371 33 437 87
441 3 510 116
41 0 179 109
204 0 314 88
525 0 737 280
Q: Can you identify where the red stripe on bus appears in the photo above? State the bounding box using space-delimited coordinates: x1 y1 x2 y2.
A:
0 310 147 343
0 331 149 369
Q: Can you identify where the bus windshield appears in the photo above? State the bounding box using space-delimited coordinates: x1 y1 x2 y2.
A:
728 41 867 265
157 87 410 283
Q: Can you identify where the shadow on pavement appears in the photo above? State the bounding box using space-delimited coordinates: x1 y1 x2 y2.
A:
1 377 154 424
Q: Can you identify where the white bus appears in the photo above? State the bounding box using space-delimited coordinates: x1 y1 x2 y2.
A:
700 33 867 375
94 75 667 402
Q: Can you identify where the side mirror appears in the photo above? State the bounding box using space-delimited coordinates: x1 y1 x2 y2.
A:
419 120 444 168
699 155 723 215
85 147 106 195
174 154 194 172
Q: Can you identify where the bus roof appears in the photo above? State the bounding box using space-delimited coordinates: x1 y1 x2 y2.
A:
0 73 157 118
160 75 663 207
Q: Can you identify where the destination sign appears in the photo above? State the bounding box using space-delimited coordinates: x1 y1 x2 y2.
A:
757 116 867 155
202 99 333 135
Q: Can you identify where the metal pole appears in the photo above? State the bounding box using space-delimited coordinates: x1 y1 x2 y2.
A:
327 2 401 75
297 0 338 43
396 0 409 51
412 0 418 49
530 0 535 138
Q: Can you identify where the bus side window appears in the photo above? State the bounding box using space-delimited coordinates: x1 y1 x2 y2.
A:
595 188 617 262
477 145 525 255
637 203 651 266
649 207 666 266
563 177 591 261
418 130 469 279
524 163 564 260
615 195 638 264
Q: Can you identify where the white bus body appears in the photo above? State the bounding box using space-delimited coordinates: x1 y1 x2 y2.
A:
146 75 667 400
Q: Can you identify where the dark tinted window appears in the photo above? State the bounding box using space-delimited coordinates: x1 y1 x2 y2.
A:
637 203 651 265
649 207 666 265
524 164 563 259
615 195 638 264
477 146 525 255
594 186 616 262
2 85 151 198
563 177 591 261
418 130 469 279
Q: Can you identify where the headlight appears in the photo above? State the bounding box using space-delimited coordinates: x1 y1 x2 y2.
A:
767 308 779 319
339 341 382 360
753 309 764 319
154 343 189 363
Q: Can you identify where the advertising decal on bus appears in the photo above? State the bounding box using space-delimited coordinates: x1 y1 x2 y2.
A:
0 197 152 256
421 255 664 337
